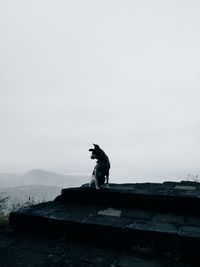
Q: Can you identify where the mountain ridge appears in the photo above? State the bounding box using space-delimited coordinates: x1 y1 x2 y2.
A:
0 169 88 188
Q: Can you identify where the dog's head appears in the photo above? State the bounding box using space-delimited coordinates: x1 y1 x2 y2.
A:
89 144 102 160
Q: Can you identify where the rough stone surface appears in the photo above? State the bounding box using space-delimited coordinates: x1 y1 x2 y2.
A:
151 213 184 225
55 182 200 213
174 186 196 190
97 208 122 217
6 181 200 266
0 230 191 267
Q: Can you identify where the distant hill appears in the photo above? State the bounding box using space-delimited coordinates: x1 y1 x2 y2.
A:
0 169 88 188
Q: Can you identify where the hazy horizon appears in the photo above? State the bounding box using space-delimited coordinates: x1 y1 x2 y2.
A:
0 168 192 187
0 1 199 184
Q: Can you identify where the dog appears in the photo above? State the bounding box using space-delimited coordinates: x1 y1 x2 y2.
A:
89 144 110 189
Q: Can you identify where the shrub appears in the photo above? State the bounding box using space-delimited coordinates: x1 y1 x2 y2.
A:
0 196 40 230
0 195 9 229
187 173 200 183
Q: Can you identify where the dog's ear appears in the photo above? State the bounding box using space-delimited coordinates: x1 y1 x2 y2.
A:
93 144 100 150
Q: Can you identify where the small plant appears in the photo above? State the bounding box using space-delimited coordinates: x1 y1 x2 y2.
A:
0 195 41 230
0 194 9 229
11 197 38 212
187 173 200 183
0 194 9 210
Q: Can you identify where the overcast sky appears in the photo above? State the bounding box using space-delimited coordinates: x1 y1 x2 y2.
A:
0 0 199 183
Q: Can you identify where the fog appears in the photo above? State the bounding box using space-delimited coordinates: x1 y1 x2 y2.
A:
0 1 199 184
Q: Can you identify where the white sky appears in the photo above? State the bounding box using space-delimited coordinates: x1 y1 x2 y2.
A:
0 0 200 183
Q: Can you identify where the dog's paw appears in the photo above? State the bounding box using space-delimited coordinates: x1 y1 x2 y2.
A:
105 184 110 188
96 186 101 190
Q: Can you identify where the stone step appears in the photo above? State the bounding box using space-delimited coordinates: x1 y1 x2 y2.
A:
55 184 200 215
9 183 200 263
9 200 200 262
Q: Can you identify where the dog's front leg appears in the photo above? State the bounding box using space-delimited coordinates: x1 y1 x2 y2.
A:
89 175 94 187
91 168 100 189
94 177 100 190
93 165 101 190
105 173 110 188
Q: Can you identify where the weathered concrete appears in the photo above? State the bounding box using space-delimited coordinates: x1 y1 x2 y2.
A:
56 182 200 214
8 181 200 265
0 229 191 267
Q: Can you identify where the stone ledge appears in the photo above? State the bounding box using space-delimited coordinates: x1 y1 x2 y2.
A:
8 182 200 263
55 183 200 214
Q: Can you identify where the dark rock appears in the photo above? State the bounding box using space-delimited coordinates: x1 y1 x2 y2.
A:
8 182 200 264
